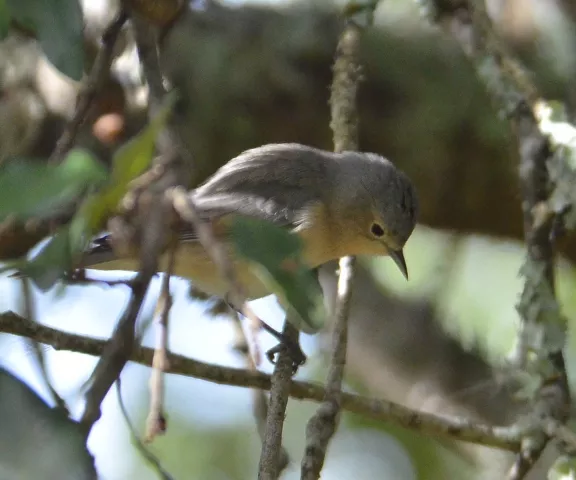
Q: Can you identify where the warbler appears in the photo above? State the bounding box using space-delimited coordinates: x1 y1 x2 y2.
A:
85 143 418 331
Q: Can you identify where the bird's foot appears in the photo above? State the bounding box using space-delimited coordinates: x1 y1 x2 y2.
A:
262 323 306 374
265 341 306 374
224 294 306 373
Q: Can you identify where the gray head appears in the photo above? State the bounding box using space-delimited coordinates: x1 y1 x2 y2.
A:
329 151 419 278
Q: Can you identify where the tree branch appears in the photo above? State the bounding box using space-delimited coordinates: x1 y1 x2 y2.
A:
49 10 128 164
80 199 167 432
0 310 528 451
20 277 68 413
301 1 373 471
230 312 289 473
424 0 571 477
257 322 298 480
169 186 265 364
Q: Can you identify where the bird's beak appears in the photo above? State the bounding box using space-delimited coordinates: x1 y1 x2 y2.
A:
389 249 408 280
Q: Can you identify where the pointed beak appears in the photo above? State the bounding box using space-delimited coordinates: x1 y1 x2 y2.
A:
389 249 408 280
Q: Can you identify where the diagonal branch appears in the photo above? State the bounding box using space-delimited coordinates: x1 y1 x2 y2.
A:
20 277 68 413
80 200 167 432
49 10 128 164
170 186 265 366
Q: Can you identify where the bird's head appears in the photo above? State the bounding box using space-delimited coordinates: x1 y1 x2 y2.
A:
334 151 418 279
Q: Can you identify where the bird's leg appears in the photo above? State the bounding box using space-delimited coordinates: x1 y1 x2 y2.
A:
224 295 306 373
260 322 306 373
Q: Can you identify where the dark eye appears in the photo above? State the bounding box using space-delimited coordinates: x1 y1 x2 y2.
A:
370 223 385 237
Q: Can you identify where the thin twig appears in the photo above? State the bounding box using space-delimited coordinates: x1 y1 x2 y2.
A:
80 200 167 433
20 278 69 413
131 12 267 364
230 312 289 472
130 14 196 182
170 186 264 366
507 438 543 480
145 239 177 442
0 310 533 451
258 321 299 480
80 274 152 432
116 379 174 480
132 4 270 367
49 10 128 163
302 256 356 479
301 2 374 475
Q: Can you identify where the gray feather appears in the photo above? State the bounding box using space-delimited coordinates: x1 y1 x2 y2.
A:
192 143 334 226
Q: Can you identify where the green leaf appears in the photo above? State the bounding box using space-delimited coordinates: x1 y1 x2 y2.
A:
19 228 72 291
10 215 90 291
7 216 91 291
7 94 175 291
0 0 10 39
6 0 84 80
230 216 325 333
0 149 107 224
78 92 177 233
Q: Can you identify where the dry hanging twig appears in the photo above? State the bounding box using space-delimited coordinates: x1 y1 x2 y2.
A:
145 239 178 442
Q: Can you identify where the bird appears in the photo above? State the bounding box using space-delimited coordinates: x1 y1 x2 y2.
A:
84 143 418 328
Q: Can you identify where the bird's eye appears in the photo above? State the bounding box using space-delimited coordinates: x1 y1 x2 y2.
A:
370 223 385 238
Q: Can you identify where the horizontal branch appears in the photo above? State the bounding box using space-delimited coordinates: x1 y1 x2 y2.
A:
0 310 522 451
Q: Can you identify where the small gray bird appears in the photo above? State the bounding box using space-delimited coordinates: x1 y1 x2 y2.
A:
85 143 418 314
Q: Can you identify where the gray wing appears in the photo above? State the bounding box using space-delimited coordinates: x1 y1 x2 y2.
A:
86 143 333 259
181 143 334 235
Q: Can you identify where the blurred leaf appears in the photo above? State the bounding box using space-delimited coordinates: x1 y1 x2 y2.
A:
0 149 107 223
7 94 176 291
0 0 10 39
549 455 576 480
6 0 84 80
230 216 325 333
0 368 96 479
19 227 72 291
78 92 177 233
0 219 93 291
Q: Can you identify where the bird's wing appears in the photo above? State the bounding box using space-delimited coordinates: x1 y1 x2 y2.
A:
85 144 331 263
84 190 315 265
